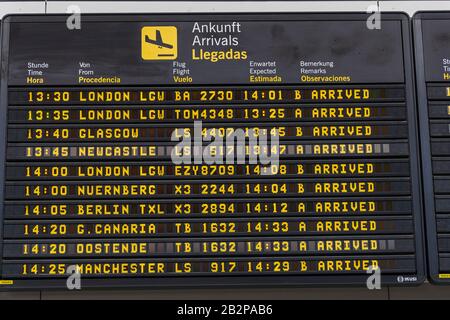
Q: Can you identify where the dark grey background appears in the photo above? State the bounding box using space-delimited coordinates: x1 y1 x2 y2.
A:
422 19 450 82
7 19 404 85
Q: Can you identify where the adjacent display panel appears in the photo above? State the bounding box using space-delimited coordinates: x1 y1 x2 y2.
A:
0 13 424 289
414 11 450 284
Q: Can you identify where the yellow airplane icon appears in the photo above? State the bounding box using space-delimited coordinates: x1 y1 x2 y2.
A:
141 26 177 60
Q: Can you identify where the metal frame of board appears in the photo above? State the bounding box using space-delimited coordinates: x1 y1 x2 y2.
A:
0 12 425 290
413 11 450 284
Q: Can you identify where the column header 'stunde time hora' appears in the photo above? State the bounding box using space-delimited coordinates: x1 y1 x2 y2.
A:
0 13 424 289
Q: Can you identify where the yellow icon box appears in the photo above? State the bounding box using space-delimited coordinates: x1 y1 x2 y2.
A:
141 26 177 60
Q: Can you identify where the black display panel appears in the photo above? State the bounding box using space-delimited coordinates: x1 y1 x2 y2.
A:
0 13 424 289
413 11 450 284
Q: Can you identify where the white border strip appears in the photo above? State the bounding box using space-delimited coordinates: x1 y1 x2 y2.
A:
45 1 377 13
0 1 449 17
379 1 450 16
0 2 44 18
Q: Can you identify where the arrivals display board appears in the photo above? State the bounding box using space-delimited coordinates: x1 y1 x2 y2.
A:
414 11 450 284
0 13 424 289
